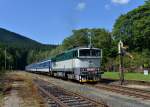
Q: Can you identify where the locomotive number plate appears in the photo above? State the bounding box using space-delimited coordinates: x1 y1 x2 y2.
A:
87 68 96 71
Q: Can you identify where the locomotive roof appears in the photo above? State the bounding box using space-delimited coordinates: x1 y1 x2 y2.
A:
67 46 100 51
51 47 100 58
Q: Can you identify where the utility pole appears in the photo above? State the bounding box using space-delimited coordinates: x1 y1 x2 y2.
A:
5 48 7 70
118 40 124 85
88 32 92 48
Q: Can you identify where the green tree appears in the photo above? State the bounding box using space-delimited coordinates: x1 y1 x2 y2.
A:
62 29 89 49
113 1 150 51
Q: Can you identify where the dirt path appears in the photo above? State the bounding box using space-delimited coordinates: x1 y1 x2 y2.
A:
1 72 46 107
3 89 23 107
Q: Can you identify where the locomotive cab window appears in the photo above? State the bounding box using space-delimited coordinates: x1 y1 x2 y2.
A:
91 49 100 56
79 49 100 57
79 49 90 56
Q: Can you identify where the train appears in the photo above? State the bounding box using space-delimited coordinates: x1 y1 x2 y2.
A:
25 47 103 82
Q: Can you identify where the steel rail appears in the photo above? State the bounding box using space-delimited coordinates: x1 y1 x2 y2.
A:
34 79 107 107
93 84 150 100
38 85 69 107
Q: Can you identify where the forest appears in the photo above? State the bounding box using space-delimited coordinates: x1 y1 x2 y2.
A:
0 0 150 72
0 28 57 70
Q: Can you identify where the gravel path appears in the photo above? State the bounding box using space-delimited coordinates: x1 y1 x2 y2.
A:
2 72 46 107
3 83 23 107
32 73 150 107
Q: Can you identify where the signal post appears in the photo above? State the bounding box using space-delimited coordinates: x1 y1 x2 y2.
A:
118 40 124 85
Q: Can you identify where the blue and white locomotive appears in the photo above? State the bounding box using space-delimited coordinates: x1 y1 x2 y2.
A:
26 47 103 82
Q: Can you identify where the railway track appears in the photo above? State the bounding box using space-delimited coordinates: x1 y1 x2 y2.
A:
33 73 150 101
34 79 107 107
102 78 150 86
92 83 150 100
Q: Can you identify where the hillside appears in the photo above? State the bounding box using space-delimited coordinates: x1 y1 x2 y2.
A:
0 27 57 70
0 28 56 49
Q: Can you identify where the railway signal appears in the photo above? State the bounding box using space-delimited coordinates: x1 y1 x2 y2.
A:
118 40 133 85
118 40 124 85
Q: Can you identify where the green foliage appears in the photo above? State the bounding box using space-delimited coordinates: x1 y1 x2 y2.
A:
27 49 54 64
111 50 150 72
62 29 89 49
113 1 150 51
110 1 150 72
0 28 57 70
50 28 114 66
91 29 116 65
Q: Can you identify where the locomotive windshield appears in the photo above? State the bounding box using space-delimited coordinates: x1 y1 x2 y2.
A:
79 49 100 57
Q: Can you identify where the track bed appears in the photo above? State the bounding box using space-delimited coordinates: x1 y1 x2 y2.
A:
34 79 107 107
92 83 150 100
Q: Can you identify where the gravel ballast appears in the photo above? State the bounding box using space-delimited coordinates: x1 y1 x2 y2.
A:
30 73 150 107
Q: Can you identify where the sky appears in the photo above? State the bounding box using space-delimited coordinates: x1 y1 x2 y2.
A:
0 0 145 44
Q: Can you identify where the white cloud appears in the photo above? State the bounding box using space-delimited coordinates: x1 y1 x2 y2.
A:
76 2 86 11
105 4 111 10
111 0 130 4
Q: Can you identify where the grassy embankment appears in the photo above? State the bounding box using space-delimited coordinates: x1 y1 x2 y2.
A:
102 72 150 82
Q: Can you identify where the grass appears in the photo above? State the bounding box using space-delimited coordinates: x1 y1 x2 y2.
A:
102 72 150 82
